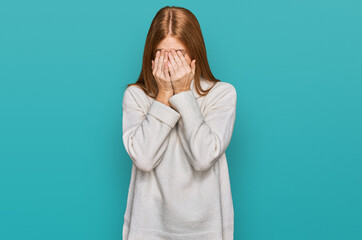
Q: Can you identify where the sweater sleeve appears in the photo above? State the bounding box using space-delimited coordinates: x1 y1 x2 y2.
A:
122 86 181 172
168 83 237 172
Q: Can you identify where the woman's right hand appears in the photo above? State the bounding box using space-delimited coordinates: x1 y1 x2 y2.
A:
152 50 173 95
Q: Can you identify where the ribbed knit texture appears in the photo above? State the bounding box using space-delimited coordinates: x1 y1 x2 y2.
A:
122 77 237 239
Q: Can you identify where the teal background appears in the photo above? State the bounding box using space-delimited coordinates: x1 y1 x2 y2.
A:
0 0 361 239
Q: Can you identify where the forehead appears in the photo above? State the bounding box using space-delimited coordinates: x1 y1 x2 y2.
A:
155 36 187 53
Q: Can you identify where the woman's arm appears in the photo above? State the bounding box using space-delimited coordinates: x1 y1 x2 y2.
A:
169 83 237 172
122 86 180 172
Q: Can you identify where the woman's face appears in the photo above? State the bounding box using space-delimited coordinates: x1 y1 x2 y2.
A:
155 36 192 65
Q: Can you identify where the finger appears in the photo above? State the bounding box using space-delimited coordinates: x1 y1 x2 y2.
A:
171 49 184 70
168 50 179 72
156 50 165 75
167 60 175 76
177 51 190 70
164 57 170 81
153 51 160 74
161 51 168 77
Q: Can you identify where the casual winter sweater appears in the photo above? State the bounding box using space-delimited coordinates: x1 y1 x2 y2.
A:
122 76 237 240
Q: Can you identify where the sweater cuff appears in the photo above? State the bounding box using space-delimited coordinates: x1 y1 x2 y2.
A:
148 100 181 128
168 90 204 124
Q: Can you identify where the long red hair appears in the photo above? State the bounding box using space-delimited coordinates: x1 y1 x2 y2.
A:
127 6 220 98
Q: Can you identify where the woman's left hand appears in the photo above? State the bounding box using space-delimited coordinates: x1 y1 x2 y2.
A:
167 49 196 94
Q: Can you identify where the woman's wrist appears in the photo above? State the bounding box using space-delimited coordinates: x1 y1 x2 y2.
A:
156 91 173 107
174 88 190 94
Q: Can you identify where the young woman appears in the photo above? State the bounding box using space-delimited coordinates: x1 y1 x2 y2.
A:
122 6 237 240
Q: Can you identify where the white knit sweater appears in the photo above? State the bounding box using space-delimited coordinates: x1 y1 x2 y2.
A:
122 76 237 240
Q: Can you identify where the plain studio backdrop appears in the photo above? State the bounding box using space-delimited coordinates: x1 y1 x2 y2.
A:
0 0 361 239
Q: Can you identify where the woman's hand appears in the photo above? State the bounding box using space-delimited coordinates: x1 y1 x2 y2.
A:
167 49 196 94
151 50 173 95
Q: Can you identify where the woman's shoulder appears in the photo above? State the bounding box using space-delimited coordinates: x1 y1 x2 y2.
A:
123 84 152 113
125 84 144 95
207 80 237 98
122 85 152 110
123 85 149 101
200 79 237 112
